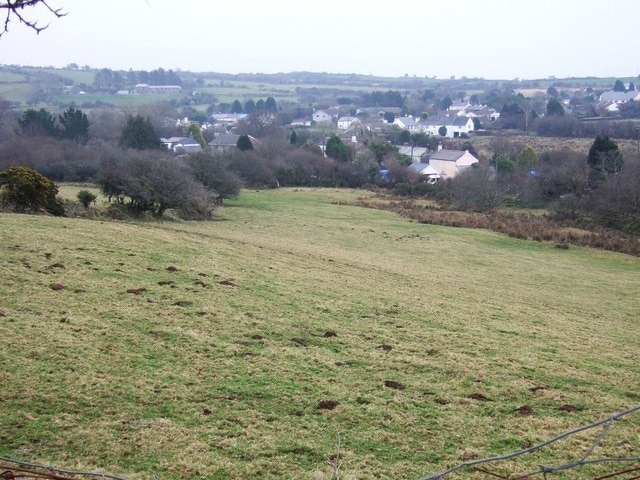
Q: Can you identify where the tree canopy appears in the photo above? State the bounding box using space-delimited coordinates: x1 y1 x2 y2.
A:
587 135 623 188
325 135 350 162
186 123 207 148
265 96 277 113
546 98 565 117
119 115 163 150
59 107 89 144
18 108 58 137
231 100 243 114
613 79 626 92
236 134 254 151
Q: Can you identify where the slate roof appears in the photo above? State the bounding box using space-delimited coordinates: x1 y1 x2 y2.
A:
407 163 441 175
422 116 471 127
395 116 419 127
398 146 428 158
599 91 638 102
209 134 241 147
428 149 466 162
176 136 201 146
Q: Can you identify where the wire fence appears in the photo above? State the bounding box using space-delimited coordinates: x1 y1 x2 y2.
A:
419 405 640 480
0 456 130 480
2 406 638 479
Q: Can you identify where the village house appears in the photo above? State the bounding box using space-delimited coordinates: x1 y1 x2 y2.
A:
209 113 247 128
397 145 430 164
596 90 640 113
337 116 360 130
456 105 500 122
208 134 258 152
161 136 202 154
407 162 442 183
312 110 332 124
392 116 421 132
426 146 479 179
131 83 182 95
420 116 474 138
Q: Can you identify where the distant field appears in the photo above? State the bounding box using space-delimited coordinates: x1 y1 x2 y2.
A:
21 67 96 85
0 71 27 83
0 83 35 104
1 188 638 480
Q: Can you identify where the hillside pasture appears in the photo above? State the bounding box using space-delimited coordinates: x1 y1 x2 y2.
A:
0 188 638 479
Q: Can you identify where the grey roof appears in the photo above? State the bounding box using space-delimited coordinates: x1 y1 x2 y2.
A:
176 136 200 146
396 116 418 126
599 91 638 102
407 163 428 173
428 149 465 161
398 146 428 157
162 136 184 143
422 116 471 127
407 163 441 175
209 134 241 147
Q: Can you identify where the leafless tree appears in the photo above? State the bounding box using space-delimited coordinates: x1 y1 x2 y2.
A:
0 0 65 37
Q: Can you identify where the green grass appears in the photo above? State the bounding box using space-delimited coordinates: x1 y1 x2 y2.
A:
0 188 638 479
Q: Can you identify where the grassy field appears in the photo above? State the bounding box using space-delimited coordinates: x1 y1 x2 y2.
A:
0 188 638 480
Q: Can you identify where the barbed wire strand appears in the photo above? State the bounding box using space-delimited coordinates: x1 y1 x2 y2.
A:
0 457 129 480
418 404 640 480
514 456 640 479
593 466 640 480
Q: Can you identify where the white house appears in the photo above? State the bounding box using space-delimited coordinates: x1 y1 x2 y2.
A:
426 146 479 179
456 105 500 122
421 116 474 138
161 136 202 153
312 110 332 124
337 116 360 130
598 91 640 103
132 84 182 95
173 136 202 154
448 101 472 112
393 116 421 132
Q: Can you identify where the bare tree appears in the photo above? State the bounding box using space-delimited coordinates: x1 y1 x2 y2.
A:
0 0 65 37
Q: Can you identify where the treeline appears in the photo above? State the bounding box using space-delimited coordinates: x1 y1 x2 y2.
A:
93 68 183 92
361 90 405 108
18 107 89 144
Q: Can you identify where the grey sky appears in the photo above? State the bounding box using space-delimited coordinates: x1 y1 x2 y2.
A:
2 0 639 79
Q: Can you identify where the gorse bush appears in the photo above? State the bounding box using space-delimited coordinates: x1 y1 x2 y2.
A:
0 166 64 216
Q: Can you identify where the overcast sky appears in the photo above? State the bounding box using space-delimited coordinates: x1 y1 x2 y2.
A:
2 0 639 80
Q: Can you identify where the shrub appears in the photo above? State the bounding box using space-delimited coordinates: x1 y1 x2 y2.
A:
0 166 64 216
76 189 97 208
